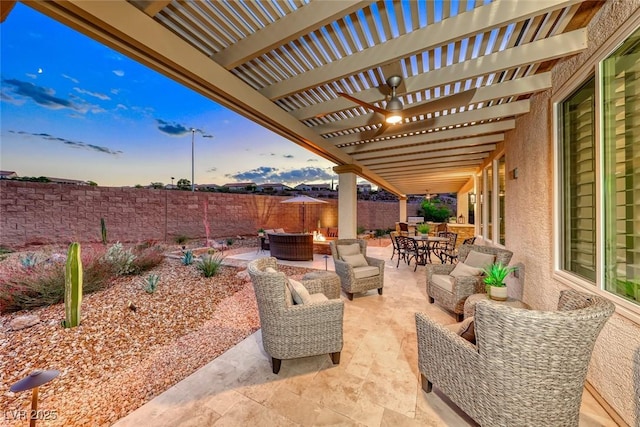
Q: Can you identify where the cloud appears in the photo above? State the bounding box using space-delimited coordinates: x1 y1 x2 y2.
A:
156 119 211 137
207 167 217 172
283 154 294 158
156 119 190 136
2 78 76 110
227 166 335 185
62 74 80 84
307 158 318 162
113 70 125 77
9 130 122 156
73 87 111 101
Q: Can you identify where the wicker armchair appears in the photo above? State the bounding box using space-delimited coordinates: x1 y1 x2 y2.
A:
329 239 385 300
415 289 615 426
247 257 343 374
426 244 513 321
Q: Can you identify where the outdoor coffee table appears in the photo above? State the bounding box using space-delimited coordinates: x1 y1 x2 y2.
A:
463 293 530 319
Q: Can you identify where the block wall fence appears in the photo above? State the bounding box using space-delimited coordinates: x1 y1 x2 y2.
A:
0 181 420 248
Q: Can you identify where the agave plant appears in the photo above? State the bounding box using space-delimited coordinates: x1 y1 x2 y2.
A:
143 273 160 294
182 250 194 266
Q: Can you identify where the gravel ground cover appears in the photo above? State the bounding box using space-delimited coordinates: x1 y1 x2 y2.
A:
0 240 313 427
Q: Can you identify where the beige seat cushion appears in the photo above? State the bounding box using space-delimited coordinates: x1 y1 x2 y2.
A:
450 262 484 278
431 274 454 293
337 243 361 258
353 265 380 279
275 228 286 233
464 250 496 269
341 253 369 268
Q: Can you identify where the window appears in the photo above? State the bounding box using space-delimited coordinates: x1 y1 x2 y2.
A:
557 25 640 306
602 28 640 304
559 77 597 282
498 156 506 245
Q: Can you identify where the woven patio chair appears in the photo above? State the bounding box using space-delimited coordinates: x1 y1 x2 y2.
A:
247 257 343 374
329 239 384 300
415 289 615 426
426 244 513 321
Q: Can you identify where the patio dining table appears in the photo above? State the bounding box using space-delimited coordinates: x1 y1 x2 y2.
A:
411 235 449 264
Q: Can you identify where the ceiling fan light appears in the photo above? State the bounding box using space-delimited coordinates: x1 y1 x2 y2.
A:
385 96 403 124
386 113 403 124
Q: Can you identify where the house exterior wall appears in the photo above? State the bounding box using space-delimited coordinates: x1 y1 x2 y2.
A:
0 181 404 247
505 1 640 423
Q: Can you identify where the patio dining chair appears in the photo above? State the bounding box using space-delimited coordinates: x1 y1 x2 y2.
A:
402 237 428 271
432 231 458 263
440 236 476 264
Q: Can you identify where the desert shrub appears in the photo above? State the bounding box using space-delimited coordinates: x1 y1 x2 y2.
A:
196 254 223 278
131 245 164 273
174 235 189 245
226 238 234 246
103 242 136 275
0 249 114 314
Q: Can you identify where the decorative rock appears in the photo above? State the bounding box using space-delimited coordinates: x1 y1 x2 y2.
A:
236 270 250 282
9 315 40 331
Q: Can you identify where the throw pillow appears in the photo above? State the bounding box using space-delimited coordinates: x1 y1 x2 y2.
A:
287 278 312 305
457 317 476 344
265 267 277 273
464 250 496 269
337 243 361 258
275 228 286 233
449 262 484 278
341 253 369 268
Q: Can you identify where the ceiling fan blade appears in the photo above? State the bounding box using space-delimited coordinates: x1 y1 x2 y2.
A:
338 92 388 116
372 121 391 138
401 88 478 118
381 62 406 94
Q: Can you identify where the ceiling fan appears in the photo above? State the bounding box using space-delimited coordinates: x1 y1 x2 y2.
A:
337 74 477 137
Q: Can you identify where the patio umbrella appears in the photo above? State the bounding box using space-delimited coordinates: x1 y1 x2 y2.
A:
280 195 328 232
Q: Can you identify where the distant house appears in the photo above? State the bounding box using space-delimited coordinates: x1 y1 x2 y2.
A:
357 183 372 193
294 183 332 191
47 177 88 185
196 183 220 191
223 182 256 192
257 183 290 192
0 170 18 179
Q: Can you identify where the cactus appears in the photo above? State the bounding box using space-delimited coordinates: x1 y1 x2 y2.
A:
100 217 107 245
63 242 83 328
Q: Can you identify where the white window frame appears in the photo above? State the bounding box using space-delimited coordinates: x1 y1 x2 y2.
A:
478 153 506 247
552 13 640 323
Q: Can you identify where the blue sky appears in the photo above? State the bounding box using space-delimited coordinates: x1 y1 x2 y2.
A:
0 3 341 187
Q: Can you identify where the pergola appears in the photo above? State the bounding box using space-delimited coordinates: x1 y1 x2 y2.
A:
17 0 602 197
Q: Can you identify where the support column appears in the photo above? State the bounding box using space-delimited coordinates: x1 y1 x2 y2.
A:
399 197 407 222
333 165 361 239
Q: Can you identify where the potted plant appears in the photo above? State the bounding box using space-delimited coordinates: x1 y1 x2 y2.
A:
416 223 430 237
482 262 518 301
257 228 265 237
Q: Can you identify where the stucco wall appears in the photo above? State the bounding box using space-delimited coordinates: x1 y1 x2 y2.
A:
505 1 640 423
0 181 408 248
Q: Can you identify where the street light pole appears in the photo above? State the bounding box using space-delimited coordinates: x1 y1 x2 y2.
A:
191 129 195 192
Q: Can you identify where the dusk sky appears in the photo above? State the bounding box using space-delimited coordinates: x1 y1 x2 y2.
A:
0 3 347 188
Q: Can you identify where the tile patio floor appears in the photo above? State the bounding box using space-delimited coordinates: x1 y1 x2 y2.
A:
113 244 617 426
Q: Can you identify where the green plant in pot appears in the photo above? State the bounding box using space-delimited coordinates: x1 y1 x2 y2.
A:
482 262 517 301
416 223 430 236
